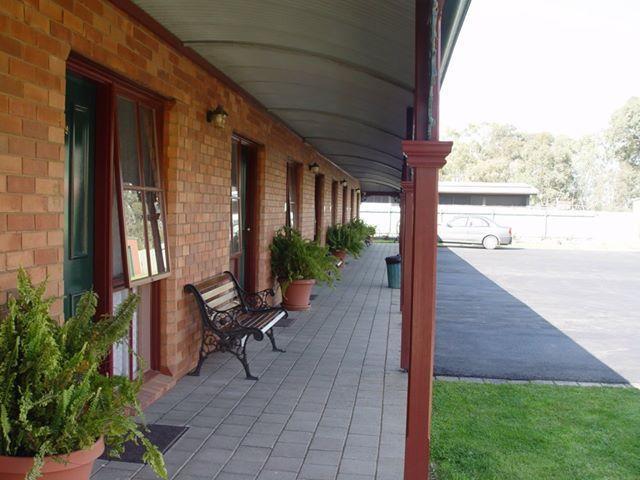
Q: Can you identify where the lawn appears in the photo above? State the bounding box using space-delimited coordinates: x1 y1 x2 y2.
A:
431 381 640 480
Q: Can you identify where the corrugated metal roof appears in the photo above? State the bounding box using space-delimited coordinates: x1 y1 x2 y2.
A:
439 182 539 195
132 0 470 192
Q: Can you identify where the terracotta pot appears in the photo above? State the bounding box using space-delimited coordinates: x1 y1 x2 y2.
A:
332 250 347 263
0 438 104 480
282 279 315 311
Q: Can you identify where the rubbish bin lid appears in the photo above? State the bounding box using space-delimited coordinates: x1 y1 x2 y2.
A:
385 254 401 264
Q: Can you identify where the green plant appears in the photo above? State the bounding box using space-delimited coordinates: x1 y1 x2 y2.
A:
326 220 375 258
0 270 167 480
326 224 359 257
270 227 339 291
349 219 376 242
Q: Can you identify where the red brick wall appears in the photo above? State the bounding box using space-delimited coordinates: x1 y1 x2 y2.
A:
0 0 359 380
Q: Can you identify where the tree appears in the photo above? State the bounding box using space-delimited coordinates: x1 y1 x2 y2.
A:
442 97 640 211
442 123 578 207
606 97 640 167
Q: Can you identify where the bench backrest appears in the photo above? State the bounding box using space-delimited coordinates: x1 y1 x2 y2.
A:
185 271 245 315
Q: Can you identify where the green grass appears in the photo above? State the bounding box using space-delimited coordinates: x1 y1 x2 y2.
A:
431 381 640 480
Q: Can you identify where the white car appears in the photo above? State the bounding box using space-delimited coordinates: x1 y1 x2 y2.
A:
438 216 512 249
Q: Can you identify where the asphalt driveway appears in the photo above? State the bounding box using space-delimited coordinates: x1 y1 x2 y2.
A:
435 247 640 384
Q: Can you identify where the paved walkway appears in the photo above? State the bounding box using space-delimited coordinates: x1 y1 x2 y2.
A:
92 243 406 480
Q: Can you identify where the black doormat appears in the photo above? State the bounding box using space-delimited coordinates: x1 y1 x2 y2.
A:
100 424 188 463
310 294 318 300
276 317 296 327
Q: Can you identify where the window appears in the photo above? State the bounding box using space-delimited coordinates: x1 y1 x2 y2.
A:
286 162 301 229
115 96 169 285
448 217 468 227
468 217 489 227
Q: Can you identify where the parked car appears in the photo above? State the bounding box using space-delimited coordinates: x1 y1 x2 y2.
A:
438 215 512 249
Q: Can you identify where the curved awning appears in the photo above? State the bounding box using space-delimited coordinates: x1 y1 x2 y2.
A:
133 0 470 192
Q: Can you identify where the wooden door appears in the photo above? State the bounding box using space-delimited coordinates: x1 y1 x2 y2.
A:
314 174 325 242
64 73 96 318
230 137 258 290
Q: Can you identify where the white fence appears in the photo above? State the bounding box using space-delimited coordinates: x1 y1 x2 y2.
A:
360 202 640 243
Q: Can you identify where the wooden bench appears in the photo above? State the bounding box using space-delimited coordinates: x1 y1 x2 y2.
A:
184 271 288 380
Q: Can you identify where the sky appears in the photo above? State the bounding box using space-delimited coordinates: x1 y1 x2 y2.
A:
440 0 640 138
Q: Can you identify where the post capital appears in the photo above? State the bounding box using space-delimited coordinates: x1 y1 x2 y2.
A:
400 180 414 192
402 140 452 169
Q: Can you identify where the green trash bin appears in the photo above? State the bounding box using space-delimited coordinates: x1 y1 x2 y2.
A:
385 254 401 289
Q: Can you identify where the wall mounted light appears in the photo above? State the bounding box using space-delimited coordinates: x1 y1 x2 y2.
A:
355 188 361 193
308 162 320 174
340 179 348 187
206 105 229 129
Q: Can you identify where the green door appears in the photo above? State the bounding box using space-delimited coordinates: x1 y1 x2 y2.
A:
63 73 96 318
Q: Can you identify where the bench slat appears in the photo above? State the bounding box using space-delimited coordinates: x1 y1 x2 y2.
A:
201 281 235 301
206 289 240 310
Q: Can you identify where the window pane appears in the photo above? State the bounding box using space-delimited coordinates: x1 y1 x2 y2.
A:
112 289 131 377
112 173 125 285
286 163 298 230
117 97 141 186
139 106 159 188
230 144 241 253
123 189 149 281
145 191 168 275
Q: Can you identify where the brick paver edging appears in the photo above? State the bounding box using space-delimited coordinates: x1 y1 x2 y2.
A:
435 375 636 388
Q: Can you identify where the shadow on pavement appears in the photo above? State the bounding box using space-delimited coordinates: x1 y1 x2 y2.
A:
435 248 628 384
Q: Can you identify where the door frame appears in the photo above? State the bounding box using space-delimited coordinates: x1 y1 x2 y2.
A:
231 134 261 292
66 52 166 375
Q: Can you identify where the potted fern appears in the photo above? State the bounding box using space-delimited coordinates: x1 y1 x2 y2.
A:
327 223 362 260
270 227 339 311
0 270 167 480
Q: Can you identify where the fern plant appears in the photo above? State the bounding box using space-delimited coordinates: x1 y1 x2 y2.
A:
326 223 363 257
326 221 376 258
0 270 167 480
270 227 339 291
349 219 376 241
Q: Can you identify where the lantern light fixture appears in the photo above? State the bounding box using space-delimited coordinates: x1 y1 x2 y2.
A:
206 105 229 129
340 179 348 187
309 162 320 174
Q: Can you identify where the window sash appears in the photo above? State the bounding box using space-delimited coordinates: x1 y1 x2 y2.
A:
114 94 170 287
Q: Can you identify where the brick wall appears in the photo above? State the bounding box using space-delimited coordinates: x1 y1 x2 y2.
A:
0 0 359 383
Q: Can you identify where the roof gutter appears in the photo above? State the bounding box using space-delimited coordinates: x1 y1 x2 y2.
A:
441 0 472 81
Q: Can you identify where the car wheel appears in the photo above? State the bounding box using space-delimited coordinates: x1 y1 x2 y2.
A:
482 235 499 250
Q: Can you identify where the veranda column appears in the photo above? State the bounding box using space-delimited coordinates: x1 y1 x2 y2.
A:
403 141 451 479
400 179 414 370
399 189 405 305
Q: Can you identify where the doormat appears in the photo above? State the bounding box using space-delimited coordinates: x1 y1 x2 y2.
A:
310 294 318 300
100 424 188 463
276 317 296 327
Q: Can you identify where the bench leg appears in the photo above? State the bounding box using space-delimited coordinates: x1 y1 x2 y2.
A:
232 340 258 381
266 328 286 353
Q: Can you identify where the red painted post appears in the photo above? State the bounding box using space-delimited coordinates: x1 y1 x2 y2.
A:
403 141 451 480
399 189 405 307
400 180 414 370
